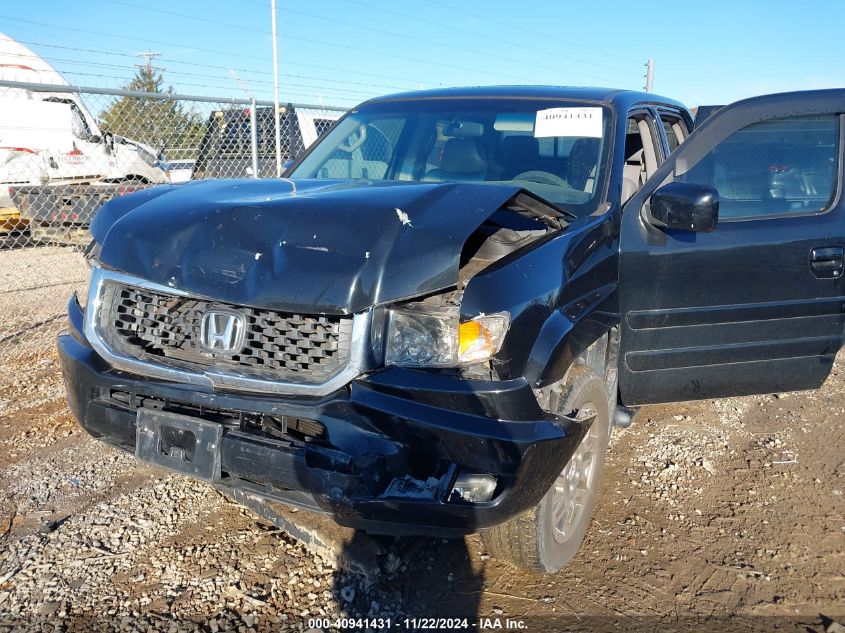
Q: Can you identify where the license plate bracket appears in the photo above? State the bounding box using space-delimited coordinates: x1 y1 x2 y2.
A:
136 409 223 481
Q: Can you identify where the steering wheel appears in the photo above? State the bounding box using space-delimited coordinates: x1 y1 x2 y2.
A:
512 170 569 187
338 124 368 153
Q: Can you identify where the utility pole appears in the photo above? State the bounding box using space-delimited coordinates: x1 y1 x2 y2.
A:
271 0 282 178
134 50 162 74
644 58 654 92
132 51 163 92
250 98 259 179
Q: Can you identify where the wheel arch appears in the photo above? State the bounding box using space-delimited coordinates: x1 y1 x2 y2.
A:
523 299 620 391
460 212 622 388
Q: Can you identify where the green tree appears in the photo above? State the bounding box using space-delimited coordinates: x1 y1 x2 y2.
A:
99 65 204 159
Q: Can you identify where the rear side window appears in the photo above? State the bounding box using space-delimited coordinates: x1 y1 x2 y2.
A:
660 115 687 152
677 115 840 219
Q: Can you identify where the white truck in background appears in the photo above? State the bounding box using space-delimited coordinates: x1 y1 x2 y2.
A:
0 33 167 241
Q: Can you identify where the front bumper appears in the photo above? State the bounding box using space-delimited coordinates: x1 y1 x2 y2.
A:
59 296 586 536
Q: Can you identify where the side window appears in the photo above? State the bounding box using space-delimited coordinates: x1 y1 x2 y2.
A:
69 105 90 139
622 113 660 204
43 98 92 139
677 116 840 219
659 113 688 153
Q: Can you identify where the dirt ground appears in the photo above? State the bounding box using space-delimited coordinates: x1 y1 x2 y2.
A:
0 247 843 632
0 244 87 353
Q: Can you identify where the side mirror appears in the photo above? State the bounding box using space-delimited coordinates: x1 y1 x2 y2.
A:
647 182 719 233
103 132 115 154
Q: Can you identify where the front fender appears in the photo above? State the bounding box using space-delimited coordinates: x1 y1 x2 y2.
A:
461 214 620 385
524 287 618 388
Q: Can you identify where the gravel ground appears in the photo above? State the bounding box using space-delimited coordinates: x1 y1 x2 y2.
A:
0 245 87 359
0 248 843 632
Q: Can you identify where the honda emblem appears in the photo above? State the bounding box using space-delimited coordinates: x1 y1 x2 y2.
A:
199 310 245 354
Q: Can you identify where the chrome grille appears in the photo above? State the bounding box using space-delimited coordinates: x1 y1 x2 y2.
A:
98 282 353 382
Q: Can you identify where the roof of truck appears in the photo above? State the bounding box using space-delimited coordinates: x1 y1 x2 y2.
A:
360 85 687 111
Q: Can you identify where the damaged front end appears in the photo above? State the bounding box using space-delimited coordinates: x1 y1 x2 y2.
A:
59 178 606 535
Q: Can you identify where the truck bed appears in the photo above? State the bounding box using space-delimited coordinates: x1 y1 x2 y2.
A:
10 181 151 245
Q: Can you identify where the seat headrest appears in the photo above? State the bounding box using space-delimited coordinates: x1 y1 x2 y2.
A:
443 120 484 138
441 138 487 174
625 148 644 165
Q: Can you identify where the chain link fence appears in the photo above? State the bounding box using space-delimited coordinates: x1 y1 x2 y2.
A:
0 79 346 368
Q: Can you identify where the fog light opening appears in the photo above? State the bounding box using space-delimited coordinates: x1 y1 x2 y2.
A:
449 472 497 503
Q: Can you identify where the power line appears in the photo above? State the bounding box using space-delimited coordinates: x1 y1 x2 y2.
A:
102 0 269 35
238 0 628 84
55 69 360 103
228 67 254 101
95 0 551 84
54 68 263 94
0 15 447 88
339 0 642 80
52 67 377 99
133 49 162 74
424 0 643 66
9 44 415 93
1 47 363 101
9 40 422 90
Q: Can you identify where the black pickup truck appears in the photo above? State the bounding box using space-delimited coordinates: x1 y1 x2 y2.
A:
58 86 844 572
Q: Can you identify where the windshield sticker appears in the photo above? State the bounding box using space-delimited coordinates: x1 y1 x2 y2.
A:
534 107 603 138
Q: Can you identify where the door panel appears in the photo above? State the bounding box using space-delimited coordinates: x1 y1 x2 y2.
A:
619 90 845 405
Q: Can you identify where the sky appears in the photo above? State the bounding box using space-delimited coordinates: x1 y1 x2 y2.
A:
1 0 843 109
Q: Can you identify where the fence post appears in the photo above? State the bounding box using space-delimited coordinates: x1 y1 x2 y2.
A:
249 98 259 179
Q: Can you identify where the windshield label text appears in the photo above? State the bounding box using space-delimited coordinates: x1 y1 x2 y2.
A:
534 107 603 138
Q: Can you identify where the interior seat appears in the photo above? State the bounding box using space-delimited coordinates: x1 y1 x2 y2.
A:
622 149 645 204
568 138 600 191
621 132 646 205
499 136 539 179
423 138 488 182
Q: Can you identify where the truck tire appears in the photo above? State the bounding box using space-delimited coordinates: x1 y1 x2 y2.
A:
481 364 611 572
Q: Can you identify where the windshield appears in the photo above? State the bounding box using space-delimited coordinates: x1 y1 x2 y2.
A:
290 98 613 217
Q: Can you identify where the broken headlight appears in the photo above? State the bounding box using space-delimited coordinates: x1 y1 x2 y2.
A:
458 314 510 364
385 307 509 368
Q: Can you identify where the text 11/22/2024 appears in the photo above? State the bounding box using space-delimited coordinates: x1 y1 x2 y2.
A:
306 617 529 630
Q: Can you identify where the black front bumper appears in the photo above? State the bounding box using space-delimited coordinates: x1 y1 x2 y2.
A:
59 299 585 537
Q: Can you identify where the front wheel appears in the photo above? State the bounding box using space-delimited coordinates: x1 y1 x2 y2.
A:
481 365 611 572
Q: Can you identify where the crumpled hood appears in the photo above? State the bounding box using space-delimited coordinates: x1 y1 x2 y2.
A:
92 179 522 314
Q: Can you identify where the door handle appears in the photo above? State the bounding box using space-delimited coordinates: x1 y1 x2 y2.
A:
811 246 844 278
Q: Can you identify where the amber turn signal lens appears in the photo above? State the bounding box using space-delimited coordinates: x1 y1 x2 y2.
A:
457 314 510 365
458 320 484 356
